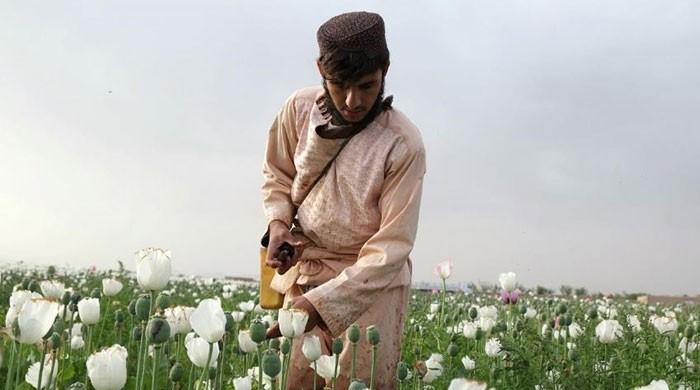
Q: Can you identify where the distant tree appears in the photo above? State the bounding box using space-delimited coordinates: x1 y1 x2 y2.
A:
574 287 588 297
536 285 553 296
560 285 573 297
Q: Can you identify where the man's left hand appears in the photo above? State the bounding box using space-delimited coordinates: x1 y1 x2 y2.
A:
266 295 326 339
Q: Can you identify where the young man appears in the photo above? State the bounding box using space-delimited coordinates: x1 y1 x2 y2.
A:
262 11 425 388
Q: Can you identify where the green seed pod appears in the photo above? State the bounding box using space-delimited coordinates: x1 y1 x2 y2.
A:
397 361 409 381
281 337 291 354
28 280 41 293
332 338 344 355
169 363 184 382
53 317 65 334
349 380 368 390
61 291 71 305
348 323 360 343
155 293 170 311
147 316 171 344
495 321 507 333
469 307 478 320
539 313 548 322
128 299 137 316
132 324 143 340
135 295 151 321
71 293 82 304
556 303 567 315
250 320 267 344
262 351 281 378
224 312 235 332
447 342 459 357
587 307 598 320
47 265 56 278
564 314 573 326
685 325 695 338
90 288 101 298
519 305 528 315
47 332 61 350
568 349 578 361
269 338 281 351
547 299 554 306
115 309 126 324
366 325 380 346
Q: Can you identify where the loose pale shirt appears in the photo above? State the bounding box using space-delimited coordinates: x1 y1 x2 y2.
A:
262 86 425 336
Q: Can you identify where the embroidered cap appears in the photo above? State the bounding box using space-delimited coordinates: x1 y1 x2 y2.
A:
317 11 389 59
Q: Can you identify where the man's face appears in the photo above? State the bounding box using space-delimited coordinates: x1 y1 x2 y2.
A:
322 68 384 123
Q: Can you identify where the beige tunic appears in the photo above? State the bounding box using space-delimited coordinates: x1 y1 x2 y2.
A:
262 86 425 388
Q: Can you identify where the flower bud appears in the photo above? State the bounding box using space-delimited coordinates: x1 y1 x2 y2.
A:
155 293 170 311
349 380 368 390
366 325 380 346
28 280 41 293
262 351 281 378
115 309 126 324
281 338 291 354
348 324 360 343
447 343 459 357
224 312 235 332
250 320 267 344
587 307 598 320
62 291 72 305
90 288 101 298
332 338 343 355
169 363 184 382
147 316 171 344
469 307 478 320
71 292 82 304
136 295 151 321
132 324 143 340
396 361 409 381
556 303 567 315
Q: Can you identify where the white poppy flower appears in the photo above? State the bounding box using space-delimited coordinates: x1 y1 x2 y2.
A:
185 332 220 368
485 338 502 357
498 272 516 292
87 344 128 390
40 281 65 300
237 330 258 353
25 355 57 389
595 319 622 344
309 354 337 381
448 378 487 390
190 298 226 343
135 247 172 291
277 308 309 338
302 335 322 362
17 299 59 344
461 355 475 370
77 298 101 325
101 279 123 297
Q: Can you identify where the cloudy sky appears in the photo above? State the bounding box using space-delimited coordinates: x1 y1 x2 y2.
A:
2 1 698 295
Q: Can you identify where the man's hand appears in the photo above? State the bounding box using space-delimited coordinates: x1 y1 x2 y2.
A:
266 295 326 339
265 220 304 274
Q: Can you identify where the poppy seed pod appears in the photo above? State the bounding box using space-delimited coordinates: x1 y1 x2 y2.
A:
62 291 71 305
519 305 528 315
349 380 368 390
269 338 281 351
53 317 65 334
348 323 360 343
49 332 62 350
224 312 235 332
90 288 101 298
28 280 41 293
366 325 380 346
262 351 281 378
587 308 598 320
135 295 151 321
250 321 267 343
397 361 409 381
128 300 137 316
147 316 171 344
684 325 695 338
132 325 143 340
114 309 125 324
469 307 478 320
556 303 568 315
281 337 291 354
155 293 170 312
332 338 343 355
447 342 459 357
169 363 184 382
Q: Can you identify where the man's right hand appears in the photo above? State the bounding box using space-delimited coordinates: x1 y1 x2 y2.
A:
265 220 304 274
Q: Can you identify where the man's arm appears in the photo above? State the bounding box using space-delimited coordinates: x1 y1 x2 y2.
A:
303 136 426 336
262 93 299 230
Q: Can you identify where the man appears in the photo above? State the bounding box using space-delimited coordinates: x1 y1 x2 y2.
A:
262 11 425 389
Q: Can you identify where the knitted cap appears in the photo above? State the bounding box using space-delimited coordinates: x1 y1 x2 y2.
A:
317 11 388 59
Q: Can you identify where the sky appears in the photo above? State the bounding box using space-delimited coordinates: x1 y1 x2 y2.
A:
1 1 699 295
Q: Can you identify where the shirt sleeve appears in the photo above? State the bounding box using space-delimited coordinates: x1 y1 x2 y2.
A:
304 137 426 336
262 93 299 228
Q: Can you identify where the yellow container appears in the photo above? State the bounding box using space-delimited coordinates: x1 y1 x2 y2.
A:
259 247 284 309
